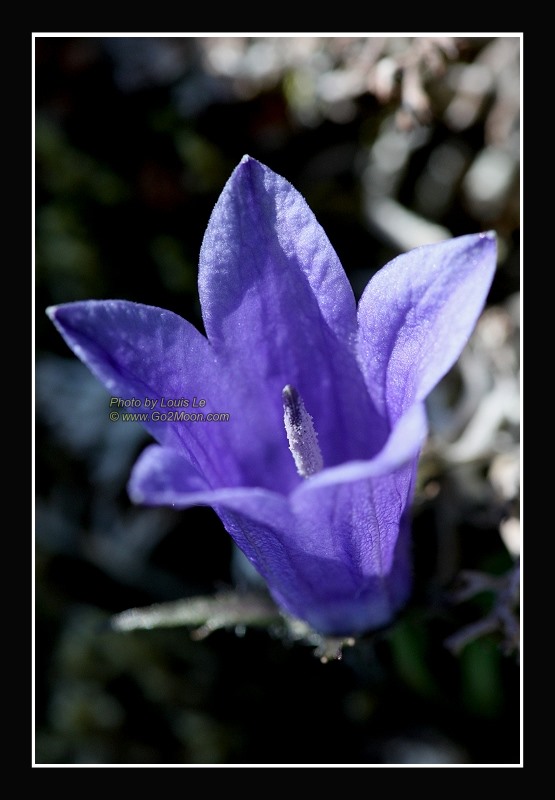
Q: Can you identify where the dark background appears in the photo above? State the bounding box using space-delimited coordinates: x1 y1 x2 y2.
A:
35 36 520 765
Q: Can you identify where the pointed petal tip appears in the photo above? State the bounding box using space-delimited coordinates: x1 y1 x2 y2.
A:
237 153 264 174
481 230 496 241
238 153 259 171
46 300 86 323
236 154 270 181
478 229 497 251
45 302 74 328
45 300 93 331
472 229 498 268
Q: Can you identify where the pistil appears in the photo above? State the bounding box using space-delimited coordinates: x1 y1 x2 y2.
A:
282 385 324 478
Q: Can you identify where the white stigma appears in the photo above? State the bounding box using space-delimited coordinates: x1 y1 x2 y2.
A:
282 385 324 478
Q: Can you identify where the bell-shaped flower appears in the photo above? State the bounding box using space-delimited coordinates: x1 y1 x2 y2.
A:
47 156 496 636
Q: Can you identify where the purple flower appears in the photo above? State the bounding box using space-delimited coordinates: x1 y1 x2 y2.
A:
47 155 496 636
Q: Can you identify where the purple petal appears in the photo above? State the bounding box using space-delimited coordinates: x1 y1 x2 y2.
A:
46 301 242 487
292 464 415 574
200 155 357 352
288 470 415 634
303 402 427 490
129 443 211 501
129 443 290 520
198 155 386 468
357 232 497 426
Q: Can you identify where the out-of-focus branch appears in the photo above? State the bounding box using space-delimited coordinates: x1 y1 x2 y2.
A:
445 563 520 657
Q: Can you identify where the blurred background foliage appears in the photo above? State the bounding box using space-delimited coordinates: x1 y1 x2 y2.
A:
35 35 520 765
